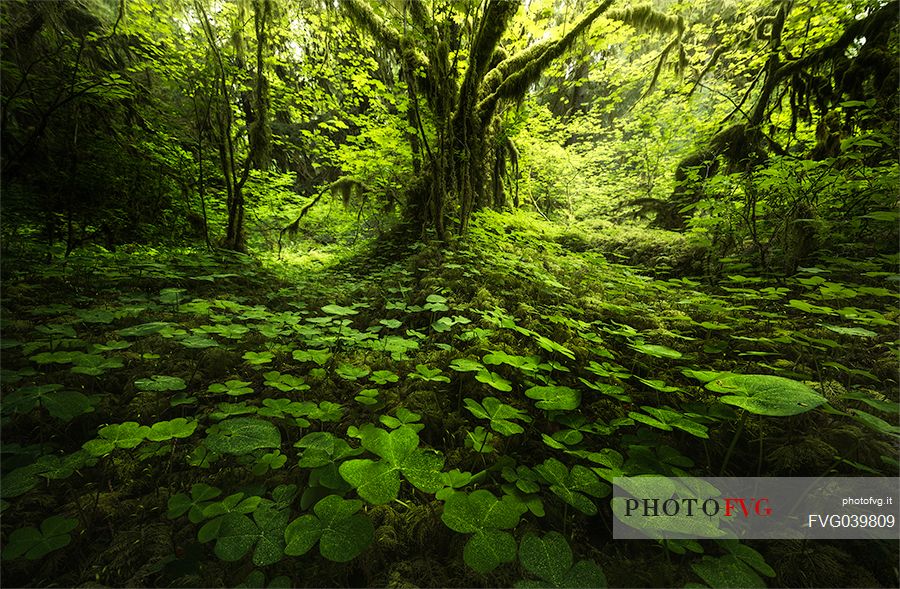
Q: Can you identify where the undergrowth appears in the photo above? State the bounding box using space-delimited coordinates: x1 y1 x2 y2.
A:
1 212 897 588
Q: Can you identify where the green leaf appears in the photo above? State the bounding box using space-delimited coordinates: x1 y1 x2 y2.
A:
465 426 495 453
205 418 281 455
321 304 358 316
379 408 424 432
70 353 124 375
821 324 878 338
441 489 526 533
243 351 274 365
339 427 443 504
408 364 450 382
533 334 575 359
850 408 900 437
292 349 333 365
839 391 898 415
262 371 309 392
516 531 605 587
283 495 373 562
464 528 517 574
483 351 539 371
117 322 172 337
719 540 776 578
336 364 371 381
691 555 766 588
296 432 362 468
441 490 527 572
212 513 259 561
708 375 826 416
518 531 572 586
450 358 484 372
178 335 221 349
630 342 682 359
208 380 254 396
2 515 78 560
463 397 529 436
147 418 198 442
135 375 187 392
534 458 609 515
252 504 289 566
40 390 94 421
475 369 513 392
83 422 150 456
167 483 221 522
525 385 581 410
369 370 399 384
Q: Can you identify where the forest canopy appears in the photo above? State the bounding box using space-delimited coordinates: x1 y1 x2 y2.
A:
2 0 896 257
1 1 898 588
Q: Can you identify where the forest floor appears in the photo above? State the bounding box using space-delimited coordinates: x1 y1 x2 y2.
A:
1 211 898 588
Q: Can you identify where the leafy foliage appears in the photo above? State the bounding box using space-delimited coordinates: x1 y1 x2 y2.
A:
0 0 897 586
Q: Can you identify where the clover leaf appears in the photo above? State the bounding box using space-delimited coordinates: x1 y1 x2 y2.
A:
82 422 151 456
178 335 221 349
147 418 198 442
291 349 333 365
336 364 371 381
534 458 609 515
441 490 527 573
284 495 373 562
5 385 95 421
321 304 358 316
306 401 344 422
369 370 399 385
483 351 539 372
135 375 187 393
691 554 766 589
516 531 607 588
465 426 495 453
208 380 254 396
379 408 424 432
338 426 444 504
205 418 281 455
250 503 290 566
253 450 287 475
262 371 309 392
70 353 124 376
196 494 275 563
354 388 380 406
295 432 363 468
475 369 513 392
167 483 222 523
117 321 172 337
408 364 451 383
243 351 274 365
525 385 581 410
627 406 709 438
450 358 484 373
1 515 78 560
463 397 530 436
424 294 449 312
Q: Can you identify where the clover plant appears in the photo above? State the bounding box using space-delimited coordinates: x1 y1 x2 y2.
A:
441 489 527 572
1 515 78 560
284 495 373 561
339 425 444 504
517 531 606 588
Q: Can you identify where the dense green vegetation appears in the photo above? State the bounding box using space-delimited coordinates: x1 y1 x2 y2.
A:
1 0 897 587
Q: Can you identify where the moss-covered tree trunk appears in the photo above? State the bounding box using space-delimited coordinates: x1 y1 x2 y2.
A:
344 0 682 238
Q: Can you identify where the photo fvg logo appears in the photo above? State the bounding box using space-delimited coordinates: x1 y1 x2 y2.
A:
623 497 772 518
